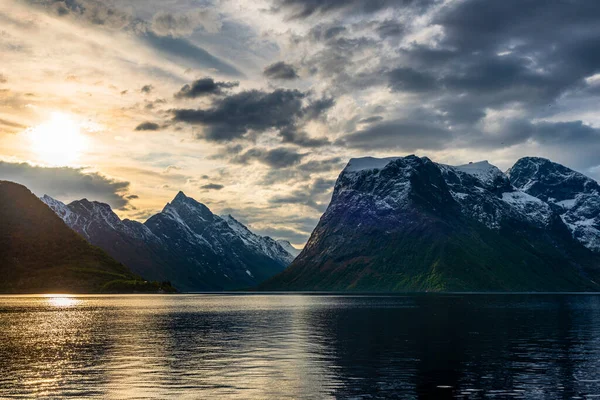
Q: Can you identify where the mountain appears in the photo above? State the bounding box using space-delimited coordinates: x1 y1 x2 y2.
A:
261 155 600 292
276 240 301 258
508 157 600 253
0 181 172 294
42 191 295 291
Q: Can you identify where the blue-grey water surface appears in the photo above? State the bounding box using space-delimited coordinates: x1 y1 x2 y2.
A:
1 294 600 399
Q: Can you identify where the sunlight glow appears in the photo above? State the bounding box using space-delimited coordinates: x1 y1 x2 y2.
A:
46 295 81 308
27 112 89 166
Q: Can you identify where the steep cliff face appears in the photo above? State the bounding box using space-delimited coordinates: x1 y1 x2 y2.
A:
262 156 600 292
42 191 295 291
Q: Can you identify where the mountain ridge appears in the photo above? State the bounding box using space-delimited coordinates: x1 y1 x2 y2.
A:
261 155 600 292
42 191 296 291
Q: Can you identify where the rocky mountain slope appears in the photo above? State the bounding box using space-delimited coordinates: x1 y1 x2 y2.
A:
42 191 295 291
261 156 600 292
0 181 172 293
509 157 600 253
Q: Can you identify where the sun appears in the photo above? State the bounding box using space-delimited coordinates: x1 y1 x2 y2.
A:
27 112 89 166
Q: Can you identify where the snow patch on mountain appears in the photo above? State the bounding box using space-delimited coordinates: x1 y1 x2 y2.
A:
510 157 600 252
220 214 296 265
502 191 553 225
454 161 506 187
277 240 301 258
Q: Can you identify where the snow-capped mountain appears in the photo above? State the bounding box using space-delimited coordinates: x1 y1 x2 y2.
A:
509 157 600 253
262 155 600 292
41 191 295 291
276 240 301 258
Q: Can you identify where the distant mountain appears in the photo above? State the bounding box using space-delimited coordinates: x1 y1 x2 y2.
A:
261 155 600 292
42 191 295 291
0 181 172 294
276 240 301 258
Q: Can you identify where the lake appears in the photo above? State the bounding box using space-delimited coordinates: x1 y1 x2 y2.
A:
1 294 600 399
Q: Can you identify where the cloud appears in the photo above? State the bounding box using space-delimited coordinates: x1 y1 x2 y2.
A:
270 0 436 19
174 78 238 99
0 74 6 83
0 161 132 209
297 157 344 172
29 0 132 28
163 165 181 173
269 177 335 211
0 118 26 131
232 147 307 168
141 33 244 77
358 116 384 124
172 89 333 146
280 128 330 147
135 121 161 131
200 183 224 190
263 61 299 80
339 120 452 151
388 67 437 93
151 10 222 38
140 84 154 94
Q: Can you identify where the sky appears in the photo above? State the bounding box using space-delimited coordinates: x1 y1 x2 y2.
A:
1 0 600 247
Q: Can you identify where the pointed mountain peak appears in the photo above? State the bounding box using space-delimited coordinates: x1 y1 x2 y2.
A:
173 191 189 202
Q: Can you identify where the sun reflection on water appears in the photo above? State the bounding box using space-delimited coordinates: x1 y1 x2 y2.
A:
44 295 81 308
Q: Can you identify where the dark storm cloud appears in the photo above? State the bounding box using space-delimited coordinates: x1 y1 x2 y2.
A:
274 0 600 157
174 78 239 99
280 129 330 147
0 161 132 209
302 96 335 119
200 183 224 190
339 120 452 151
172 89 333 146
473 119 600 151
232 147 306 168
263 61 299 80
388 0 600 117
174 89 304 140
388 67 437 93
135 121 161 131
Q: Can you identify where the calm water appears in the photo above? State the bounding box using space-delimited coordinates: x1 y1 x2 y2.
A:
1 294 600 399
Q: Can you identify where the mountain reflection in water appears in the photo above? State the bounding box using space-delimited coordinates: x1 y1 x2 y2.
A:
1 294 600 399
